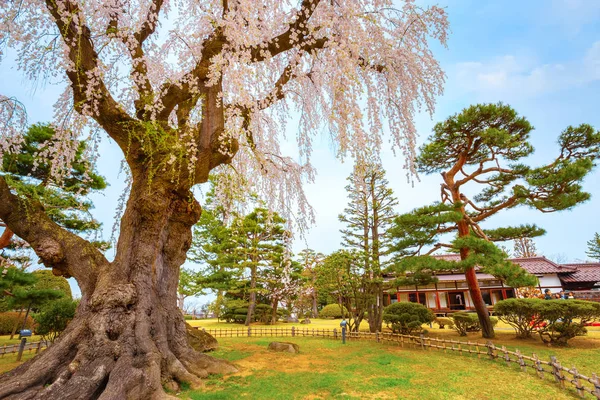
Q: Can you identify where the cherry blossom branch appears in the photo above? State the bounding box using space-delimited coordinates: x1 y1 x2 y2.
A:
45 0 135 153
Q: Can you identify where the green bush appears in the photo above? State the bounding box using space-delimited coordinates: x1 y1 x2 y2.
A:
450 312 498 336
536 300 600 346
434 317 454 329
494 298 600 345
33 299 77 342
383 302 434 335
494 298 544 338
184 315 194 320
319 304 348 319
0 311 35 335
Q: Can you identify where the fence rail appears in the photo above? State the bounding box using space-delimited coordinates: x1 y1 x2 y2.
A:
196 327 600 399
0 340 49 357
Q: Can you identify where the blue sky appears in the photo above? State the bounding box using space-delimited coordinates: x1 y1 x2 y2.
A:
1 0 599 302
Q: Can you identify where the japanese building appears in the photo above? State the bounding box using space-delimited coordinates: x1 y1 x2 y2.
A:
383 254 600 315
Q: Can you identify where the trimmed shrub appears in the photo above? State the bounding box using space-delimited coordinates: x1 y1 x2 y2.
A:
0 311 35 335
494 298 544 339
383 302 434 335
319 304 348 319
494 298 600 345
450 312 498 336
183 315 194 320
536 300 600 346
434 317 454 329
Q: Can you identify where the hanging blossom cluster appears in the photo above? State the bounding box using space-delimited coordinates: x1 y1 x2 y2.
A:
0 0 448 231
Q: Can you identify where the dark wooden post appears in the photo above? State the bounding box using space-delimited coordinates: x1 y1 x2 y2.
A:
570 367 585 398
533 353 544 379
591 373 600 398
486 341 497 360
248 327 251 337
515 349 526 372
16 338 26 362
550 356 566 389
419 333 425 350
35 341 42 354
291 327 295 337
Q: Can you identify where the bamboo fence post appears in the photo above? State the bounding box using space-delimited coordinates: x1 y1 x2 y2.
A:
501 346 510 367
550 356 566 389
591 373 600 398
475 342 480 359
419 333 425 350
1 344 6 357
292 327 295 337
486 341 497 360
35 341 42 354
442 339 447 353
515 349 526 372
570 367 585 398
248 327 251 337
533 353 544 379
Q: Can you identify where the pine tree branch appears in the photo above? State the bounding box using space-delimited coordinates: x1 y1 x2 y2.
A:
0 176 108 295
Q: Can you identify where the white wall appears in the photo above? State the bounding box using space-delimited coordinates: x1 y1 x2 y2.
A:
539 274 563 290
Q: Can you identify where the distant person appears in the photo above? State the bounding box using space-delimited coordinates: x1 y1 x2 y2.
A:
567 292 575 299
544 289 553 300
559 291 565 300
554 293 561 299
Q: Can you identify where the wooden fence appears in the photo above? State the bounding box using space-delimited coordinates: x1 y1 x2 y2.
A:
0 340 49 357
198 327 600 399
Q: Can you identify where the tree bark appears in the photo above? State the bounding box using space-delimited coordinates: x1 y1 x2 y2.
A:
311 288 318 319
270 296 279 325
245 266 257 326
0 176 237 399
457 221 495 339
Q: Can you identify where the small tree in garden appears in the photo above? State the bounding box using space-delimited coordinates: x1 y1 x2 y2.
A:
494 298 543 339
388 103 600 339
316 250 369 332
383 302 434 335
34 298 78 343
0 0 449 396
586 233 600 261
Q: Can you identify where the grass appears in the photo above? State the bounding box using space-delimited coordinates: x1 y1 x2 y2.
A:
184 337 583 399
0 335 45 374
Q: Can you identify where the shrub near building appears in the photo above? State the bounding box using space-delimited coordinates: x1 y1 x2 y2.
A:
383 302 434 335
495 298 600 345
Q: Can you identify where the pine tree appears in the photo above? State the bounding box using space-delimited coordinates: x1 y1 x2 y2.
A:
230 208 288 326
0 124 107 269
586 233 600 261
339 161 398 332
513 237 538 258
388 103 600 338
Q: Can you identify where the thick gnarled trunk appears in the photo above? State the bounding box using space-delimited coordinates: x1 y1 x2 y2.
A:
0 177 236 400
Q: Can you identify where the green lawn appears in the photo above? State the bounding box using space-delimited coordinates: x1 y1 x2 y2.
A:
183 337 582 399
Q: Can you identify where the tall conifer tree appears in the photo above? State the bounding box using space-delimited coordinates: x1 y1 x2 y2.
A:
339 161 398 332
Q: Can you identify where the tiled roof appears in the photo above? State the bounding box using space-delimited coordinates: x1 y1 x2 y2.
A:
431 254 573 275
560 263 600 283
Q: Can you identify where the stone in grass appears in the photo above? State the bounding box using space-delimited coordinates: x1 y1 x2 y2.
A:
186 323 218 352
268 342 300 353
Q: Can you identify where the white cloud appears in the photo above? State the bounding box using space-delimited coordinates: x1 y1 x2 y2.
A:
451 41 600 99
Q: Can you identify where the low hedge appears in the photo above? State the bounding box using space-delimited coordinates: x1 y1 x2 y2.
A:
319 304 349 319
0 311 35 335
